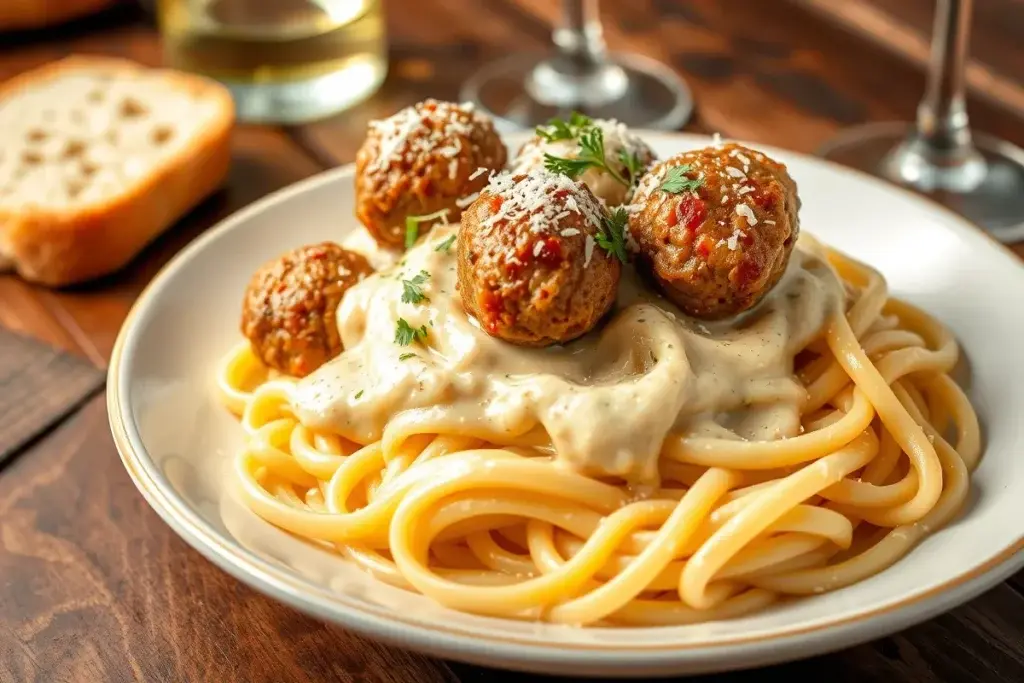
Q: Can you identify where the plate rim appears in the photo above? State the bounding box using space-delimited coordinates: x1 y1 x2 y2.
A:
107 131 1024 675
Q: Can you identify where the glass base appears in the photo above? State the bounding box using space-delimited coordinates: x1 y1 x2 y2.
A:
459 52 693 133
221 58 386 125
818 122 1024 243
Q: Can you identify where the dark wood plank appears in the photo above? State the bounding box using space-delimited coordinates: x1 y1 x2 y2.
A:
0 329 103 468
0 395 458 683
788 0 1024 121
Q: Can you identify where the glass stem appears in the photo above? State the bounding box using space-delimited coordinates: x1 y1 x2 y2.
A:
915 0 974 155
553 0 606 73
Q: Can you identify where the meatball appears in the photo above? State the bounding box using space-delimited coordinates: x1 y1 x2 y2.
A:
512 117 656 208
627 142 799 319
241 242 374 377
458 170 620 347
355 99 507 248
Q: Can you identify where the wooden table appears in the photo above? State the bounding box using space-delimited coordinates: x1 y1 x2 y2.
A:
1 2 1022 681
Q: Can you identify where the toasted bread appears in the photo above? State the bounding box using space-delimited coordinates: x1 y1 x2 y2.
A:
0 55 234 286
0 0 119 32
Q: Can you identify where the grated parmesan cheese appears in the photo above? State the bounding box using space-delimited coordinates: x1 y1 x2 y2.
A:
726 228 743 250
560 227 580 237
730 149 751 166
455 191 480 208
584 235 595 267
737 186 754 195
366 99 491 175
469 166 488 180
725 166 746 179
735 204 757 226
481 169 603 235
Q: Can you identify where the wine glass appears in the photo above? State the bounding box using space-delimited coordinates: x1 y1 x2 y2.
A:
817 0 1024 243
459 0 693 133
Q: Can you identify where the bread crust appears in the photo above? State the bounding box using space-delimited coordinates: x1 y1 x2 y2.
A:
0 0 115 31
0 55 235 287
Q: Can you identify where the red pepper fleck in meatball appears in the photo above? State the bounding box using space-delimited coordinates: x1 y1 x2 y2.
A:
458 170 621 347
241 242 374 377
355 99 507 249
627 142 800 319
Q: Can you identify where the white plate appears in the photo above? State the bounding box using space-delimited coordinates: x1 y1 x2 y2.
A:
109 132 1024 678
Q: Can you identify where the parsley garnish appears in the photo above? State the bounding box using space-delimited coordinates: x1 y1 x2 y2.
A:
398 352 416 361
434 234 457 253
543 125 631 190
404 209 451 249
619 148 644 189
535 111 592 142
596 207 629 263
394 318 428 346
401 270 430 304
659 165 703 194
354 390 364 399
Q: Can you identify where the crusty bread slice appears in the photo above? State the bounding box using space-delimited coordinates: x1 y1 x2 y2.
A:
0 55 234 286
0 0 116 31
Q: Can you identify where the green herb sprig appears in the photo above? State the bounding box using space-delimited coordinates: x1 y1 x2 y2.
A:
541 119 646 196
394 318 428 346
596 207 629 263
400 270 430 304
543 127 631 189
404 209 451 249
659 165 704 195
535 111 592 142
434 233 457 253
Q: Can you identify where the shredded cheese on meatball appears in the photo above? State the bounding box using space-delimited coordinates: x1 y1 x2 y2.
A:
366 99 493 174
482 170 604 235
736 203 758 226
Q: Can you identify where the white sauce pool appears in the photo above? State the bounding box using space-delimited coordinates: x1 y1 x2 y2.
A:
293 228 845 484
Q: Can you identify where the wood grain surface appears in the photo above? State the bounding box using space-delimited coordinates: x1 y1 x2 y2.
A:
0 330 103 466
0 2 1022 682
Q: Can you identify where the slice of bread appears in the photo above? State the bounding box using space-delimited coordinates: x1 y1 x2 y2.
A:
0 0 116 32
0 55 234 286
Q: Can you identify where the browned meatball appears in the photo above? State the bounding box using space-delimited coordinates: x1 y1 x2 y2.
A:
355 99 507 249
458 170 621 347
241 242 374 377
627 142 800 319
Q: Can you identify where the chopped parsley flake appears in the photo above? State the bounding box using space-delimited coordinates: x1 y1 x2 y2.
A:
405 209 450 249
401 270 430 304
394 318 428 346
434 234 457 253
596 207 629 263
354 390 364 399
398 352 416 361
659 165 704 194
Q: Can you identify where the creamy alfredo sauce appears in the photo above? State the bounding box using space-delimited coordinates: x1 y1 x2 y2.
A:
293 227 846 484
